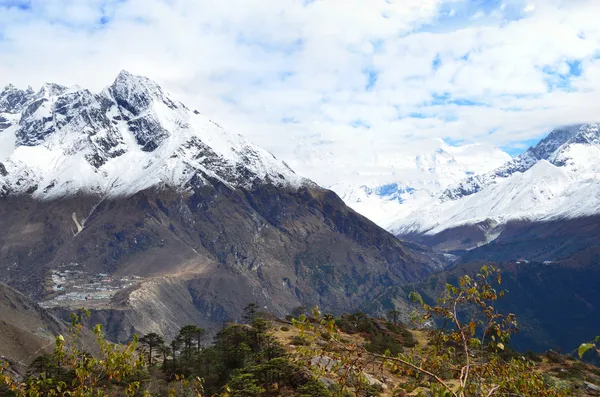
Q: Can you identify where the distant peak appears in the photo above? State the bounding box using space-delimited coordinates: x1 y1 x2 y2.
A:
117 69 134 78
38 82 68 98
1 84 33 95
113 70 155 87
528 123 600 161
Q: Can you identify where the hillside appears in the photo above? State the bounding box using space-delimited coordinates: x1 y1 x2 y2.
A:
0 283 68 373
2 300 599 396
369 252 600 356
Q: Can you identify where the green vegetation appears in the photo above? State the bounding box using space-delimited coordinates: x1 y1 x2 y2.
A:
292 266 582 397
579 336 600 359
1 268 598 396
0 304 331 396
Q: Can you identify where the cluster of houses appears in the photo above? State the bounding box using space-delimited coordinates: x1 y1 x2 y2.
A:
41 265 143 308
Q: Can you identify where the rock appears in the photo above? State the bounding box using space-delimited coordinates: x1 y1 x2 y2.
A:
584 381 600 393
363 372 386 388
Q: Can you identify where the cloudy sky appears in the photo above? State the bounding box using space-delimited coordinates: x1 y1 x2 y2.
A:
1 0 599 185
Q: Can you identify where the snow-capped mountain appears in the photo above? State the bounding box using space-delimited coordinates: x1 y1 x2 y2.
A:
330 140 511 227
0 72 446 340
390 124 600 239
442 124 600 201
0 71 307 199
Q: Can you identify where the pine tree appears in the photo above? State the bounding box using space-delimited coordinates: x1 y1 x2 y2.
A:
386 309 400 325
243 303 260 323
139 332 164 366
178 325 204 359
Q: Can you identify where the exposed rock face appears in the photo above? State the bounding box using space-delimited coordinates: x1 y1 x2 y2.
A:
0 84 35 114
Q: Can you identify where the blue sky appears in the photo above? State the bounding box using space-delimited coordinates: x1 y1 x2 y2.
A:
1 0 600 185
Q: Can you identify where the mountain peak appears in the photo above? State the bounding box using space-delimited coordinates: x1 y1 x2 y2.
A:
38 83 68 98
112 70 154 90
0 72 308 198
513 123 600 168
108 70 183 118
116 69 135 79
111 70 163 94
0 84 36 114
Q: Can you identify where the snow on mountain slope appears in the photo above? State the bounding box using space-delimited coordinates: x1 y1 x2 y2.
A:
0 71 307 199
390 124 600 237
442 124 600 201
330 140 511 227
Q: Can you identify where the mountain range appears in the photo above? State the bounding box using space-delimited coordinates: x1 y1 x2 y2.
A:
332 123 600 260
0 71 306 199
393 124 600 237
337 123 600 354
1 71 599 359
330 140 511 228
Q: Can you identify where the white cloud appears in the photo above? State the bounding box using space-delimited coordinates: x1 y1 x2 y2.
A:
1 0 600 186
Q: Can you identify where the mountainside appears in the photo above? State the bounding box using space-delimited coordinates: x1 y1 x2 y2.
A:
390 124 600 255
0 283 70 374
360 124 600 358
367 249 600 355
330 140 511 228
0 72 444 342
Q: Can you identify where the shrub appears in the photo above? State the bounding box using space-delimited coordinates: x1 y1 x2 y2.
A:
364 334 403 356
291 335 309 346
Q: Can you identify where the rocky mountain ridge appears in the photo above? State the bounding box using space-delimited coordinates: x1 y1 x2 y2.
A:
442 124 600 201
0 71 306 199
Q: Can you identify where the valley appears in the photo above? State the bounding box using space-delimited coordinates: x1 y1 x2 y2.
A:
2 1 600 395
0 71 598 395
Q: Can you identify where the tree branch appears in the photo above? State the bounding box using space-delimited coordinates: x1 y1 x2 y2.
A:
372 353 457 397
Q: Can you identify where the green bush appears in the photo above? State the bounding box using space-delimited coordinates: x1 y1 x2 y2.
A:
297 379 333 397
364 333 403 355
291 335 309 346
